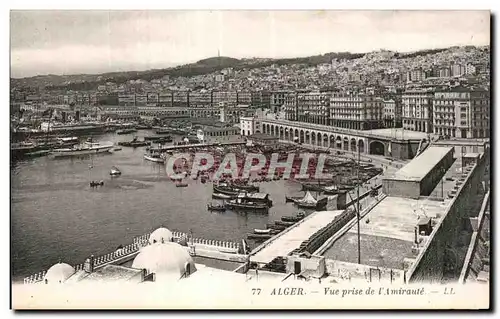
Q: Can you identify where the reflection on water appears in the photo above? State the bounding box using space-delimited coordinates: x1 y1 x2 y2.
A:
11 132 303 279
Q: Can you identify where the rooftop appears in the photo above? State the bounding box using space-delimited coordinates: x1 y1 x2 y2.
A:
250 210 344 265
389 146 453 181
322 196 445 269
364 128 428 140
248 133 279 140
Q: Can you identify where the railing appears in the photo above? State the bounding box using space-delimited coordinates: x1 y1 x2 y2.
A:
23 230 241 284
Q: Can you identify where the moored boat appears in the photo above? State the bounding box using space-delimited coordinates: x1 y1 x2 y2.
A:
118 137 150 147
116 128 137 135
144 153 165 163
212 193 233 200
247 233 272 241
225 199 269 211
207 203 226 211
176 182 188 188
253 228 272 235
274 220 296 227
50 139 114 158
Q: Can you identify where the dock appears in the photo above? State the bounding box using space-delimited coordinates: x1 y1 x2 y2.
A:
250 210 345 265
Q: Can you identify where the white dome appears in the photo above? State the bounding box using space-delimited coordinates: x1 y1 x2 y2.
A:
148 227 173 245
44 262 75 284
132 242 196 279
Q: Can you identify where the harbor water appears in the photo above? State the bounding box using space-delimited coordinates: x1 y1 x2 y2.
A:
11 131 306 280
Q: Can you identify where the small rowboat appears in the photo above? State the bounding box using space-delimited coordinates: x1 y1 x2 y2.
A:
212 193 232 199
247 233 272 241
207 203 226 212
254 228 272 235
176 183 188 188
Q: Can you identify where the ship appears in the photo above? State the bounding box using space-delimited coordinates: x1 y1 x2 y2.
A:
49 138 114 158
116 128 137 135
118 137 150 147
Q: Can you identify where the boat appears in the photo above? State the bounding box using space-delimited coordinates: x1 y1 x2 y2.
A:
253 228 272 235
90 180 104 187
247 233 272 241
118 137 150 147
136 124 152 130
281 213 305 223
176 182 188 188
56 136 79 146
236 192 273 207
50 138 114 158
25 150 51 158
144 135 173 143
155 128 172 135
110 166 121 176
274 220 296 227
144 153 165 163
207 203 226 211
287 191 328 210
113 147 122 151
285 195 302 203
225 199 269 211
266 223 287 231
212 193 233 200
116 128 137 135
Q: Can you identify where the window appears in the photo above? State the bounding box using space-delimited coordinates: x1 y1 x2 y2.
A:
460 113 467 119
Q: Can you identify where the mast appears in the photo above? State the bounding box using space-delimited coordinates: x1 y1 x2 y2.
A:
356 142 361 264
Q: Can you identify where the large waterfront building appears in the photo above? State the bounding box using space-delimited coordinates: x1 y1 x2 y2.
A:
296 91 331 125
433 88 490 138
402 89 434 133
329 92 384 130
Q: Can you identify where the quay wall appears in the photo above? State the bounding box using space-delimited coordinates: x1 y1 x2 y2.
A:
406 153 488 283
459 191 490 283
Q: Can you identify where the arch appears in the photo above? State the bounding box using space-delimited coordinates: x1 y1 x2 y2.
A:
299 130 304 144
305 131 310 145
294 128 299 142
343 137 349 151
369 141 385 156
358 139 365 154
335 136 342 148
279 127 284 140
271 125 275 136
311 132 316 146
350 138 357 152
317 133 322 147
323 134 329 148
330 135 335 148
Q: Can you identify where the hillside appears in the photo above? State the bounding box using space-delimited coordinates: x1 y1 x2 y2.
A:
10 46 489 90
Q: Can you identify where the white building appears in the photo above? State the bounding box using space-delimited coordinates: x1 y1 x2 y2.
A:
239 116 261 136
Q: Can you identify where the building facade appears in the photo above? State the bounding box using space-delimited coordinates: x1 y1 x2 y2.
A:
329 92 384 130
239 116 261 136
402 89 434 133
296 92 331 125
433 89 490 138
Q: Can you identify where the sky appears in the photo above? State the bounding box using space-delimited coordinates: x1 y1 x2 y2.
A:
10 10 490 78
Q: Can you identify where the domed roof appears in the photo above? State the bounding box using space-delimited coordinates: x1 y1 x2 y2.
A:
44 262 75 283
148 227 173 245
132 242 196 279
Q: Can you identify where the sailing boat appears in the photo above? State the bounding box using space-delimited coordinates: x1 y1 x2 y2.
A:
89 155 104 187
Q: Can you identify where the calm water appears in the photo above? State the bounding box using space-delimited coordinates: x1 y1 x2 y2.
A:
11 131 304 280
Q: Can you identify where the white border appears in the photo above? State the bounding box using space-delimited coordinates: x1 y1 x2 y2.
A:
3 1 498 317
